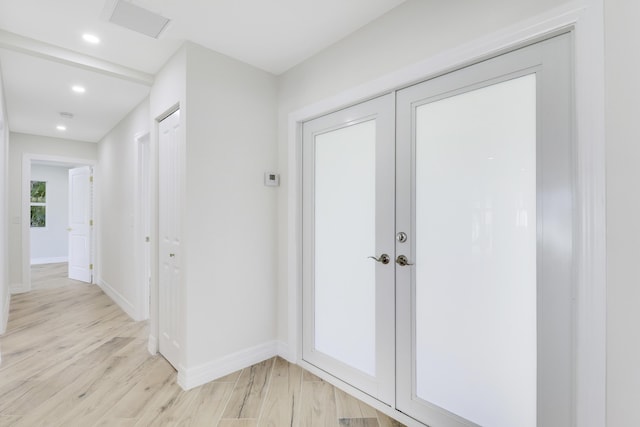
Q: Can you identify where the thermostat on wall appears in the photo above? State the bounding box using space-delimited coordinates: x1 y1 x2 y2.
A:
264 172 280 187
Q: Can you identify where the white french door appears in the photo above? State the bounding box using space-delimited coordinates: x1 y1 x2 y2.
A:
302 94 395 404
158 109 182 369
302 33 573 426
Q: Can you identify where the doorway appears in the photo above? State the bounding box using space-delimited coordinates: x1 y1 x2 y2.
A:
301 34 573 426
22 155 96 292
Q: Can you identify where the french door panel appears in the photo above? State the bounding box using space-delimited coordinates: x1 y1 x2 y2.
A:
302 94 395 404
395 34 573 426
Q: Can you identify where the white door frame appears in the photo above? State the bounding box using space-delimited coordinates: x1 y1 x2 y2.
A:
21 154 97 293
286 2 605 426
135 131 151 320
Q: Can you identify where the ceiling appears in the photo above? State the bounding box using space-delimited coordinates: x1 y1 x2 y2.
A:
0 0 406 142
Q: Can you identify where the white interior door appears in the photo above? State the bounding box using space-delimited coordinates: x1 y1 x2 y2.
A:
158 109 182 369
302 94 395 403
395 34 573 426
68 166 92 283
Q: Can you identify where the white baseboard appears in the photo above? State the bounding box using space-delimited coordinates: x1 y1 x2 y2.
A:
177 341 278 391
97 278 140 321
277 340 295 363
148 335 158 355
30 257 68 265
0 292 10 335
10 283 28 294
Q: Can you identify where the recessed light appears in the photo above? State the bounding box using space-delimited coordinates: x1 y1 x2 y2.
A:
82 33 101 44
56 125 67 131
72 85 86 94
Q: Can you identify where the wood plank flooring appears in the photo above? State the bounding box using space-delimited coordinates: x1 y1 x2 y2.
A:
30 263 86 290
0 264 405 426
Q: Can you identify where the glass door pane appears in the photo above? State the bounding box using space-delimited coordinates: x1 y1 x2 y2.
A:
414 74 537 427
314 120 377 375
302 94 395 404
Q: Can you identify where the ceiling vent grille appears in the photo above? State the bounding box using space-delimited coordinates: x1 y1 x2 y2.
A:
105 0 170 39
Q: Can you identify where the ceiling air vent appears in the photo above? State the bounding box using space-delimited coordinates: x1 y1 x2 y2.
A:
104 0 170 39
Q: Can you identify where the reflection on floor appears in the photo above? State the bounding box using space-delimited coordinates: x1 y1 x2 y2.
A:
1 264 405 426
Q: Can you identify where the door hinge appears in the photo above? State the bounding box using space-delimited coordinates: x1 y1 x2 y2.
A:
89 219 94 226
89 264 94 270
89 175 94 183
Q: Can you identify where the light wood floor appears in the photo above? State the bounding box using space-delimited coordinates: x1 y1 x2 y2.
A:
0 264 405 426
30 262 86 290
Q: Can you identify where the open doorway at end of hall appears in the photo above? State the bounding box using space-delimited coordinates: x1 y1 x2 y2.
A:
25 156 95 292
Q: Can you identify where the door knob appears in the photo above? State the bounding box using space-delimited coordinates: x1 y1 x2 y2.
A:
396 255 413 266
169 253 175 258
368 254 390 265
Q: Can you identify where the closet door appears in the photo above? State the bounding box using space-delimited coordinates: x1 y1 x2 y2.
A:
395 34 573 426
302 94 395 403
158 109 182 370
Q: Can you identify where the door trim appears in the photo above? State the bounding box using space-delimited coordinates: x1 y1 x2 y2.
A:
135 131 151 321
286 2 605 426
20 154 97 293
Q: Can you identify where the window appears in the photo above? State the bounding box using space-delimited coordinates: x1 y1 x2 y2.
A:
30 180 46 227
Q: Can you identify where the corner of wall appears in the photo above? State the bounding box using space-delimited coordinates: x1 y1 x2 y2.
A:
276 340 295 363
9 283 28 294
177 341 278 390
97 278 142 321
148 335 158 356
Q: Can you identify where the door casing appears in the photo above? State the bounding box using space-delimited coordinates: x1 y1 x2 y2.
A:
289 7 606 425
20 154 97 293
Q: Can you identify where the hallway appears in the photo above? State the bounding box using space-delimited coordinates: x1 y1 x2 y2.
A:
0 267 403 426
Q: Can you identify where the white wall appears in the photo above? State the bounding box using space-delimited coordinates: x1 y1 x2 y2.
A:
605 0 640 424
183 43 278 369
29 164 69 263
275 0 574 354
0 64 9 335
96 98 149 320
8 133 97 290
149 42 278 384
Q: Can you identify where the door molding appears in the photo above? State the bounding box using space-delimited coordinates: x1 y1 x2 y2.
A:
20 154 97 293
286 2 605 425
135 131 151 321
